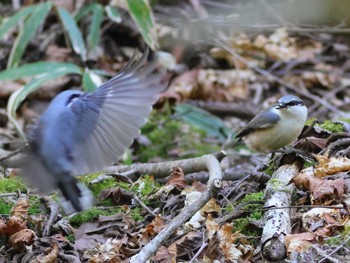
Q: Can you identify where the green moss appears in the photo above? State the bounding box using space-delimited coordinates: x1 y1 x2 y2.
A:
269 178 283 188
139 112 181 162
0 196 42 215
0 177 26 193
80 173 118 198
225 203 235 213
241 192 264 204
305 118 317 126
130 207 143 221
231 192 264 236
28 196 42 214
326 236 342 246
319 121 345 133
303 160 316 168
135 175 158 197
69 208 111 227
0 178 27 215
0 201 12 215
67 234 75 243
233 214 261 236
138 108 221 162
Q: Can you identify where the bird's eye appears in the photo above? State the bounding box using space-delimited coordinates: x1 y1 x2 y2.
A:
66 94 80 106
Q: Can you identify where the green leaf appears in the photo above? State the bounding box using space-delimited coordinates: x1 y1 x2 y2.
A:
74 3 95 21
82 68 102 92
7 2 52 69
90 69 114 77
7 64 82 139
0 62 81 81
126 0 157 50
175 104 230 139
0 5 37 39
105 5 122 23
88 4 104 51
57 7 87 61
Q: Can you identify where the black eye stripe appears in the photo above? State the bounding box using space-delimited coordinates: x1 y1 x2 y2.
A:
284 100 304 106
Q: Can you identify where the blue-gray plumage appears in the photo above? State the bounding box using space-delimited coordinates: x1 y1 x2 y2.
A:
23 50 166 212
235 95 307 153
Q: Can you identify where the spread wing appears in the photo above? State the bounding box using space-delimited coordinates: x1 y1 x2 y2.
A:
236 109 280 138
70 50 166 175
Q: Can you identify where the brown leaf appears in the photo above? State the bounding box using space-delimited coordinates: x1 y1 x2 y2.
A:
205 215 220 239
8 229 36 251
31 241 59 263
201 198 221 217
0 216 26 236
310 178 345 205
168 231 202 259
314 155 350 177
285 232 315 253
99 187 133 205
84 237 128 263
153 246 174 263
0 198 29 236
167 167 189 189
11 198 29 219
140 215 164 245
294 167 345 205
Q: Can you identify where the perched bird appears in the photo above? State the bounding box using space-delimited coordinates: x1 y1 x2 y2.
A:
234 95 307 153
22 50 166 212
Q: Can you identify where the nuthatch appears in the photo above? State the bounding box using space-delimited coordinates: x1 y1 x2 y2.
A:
22 50 166 212
235 95 307 153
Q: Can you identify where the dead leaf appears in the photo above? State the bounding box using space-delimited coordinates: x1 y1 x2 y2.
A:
167 167 189 189
11 198 29 219
99 187 133 205
84 237 128 263
294 166 345 205
168 231 202 260
310 178 345 205
8 229 36 251
314 155 350 177
140 215 164 245
153 246 174 263
285 232 315 254
201 198 221 217
31 241 59 263
0 198 29 236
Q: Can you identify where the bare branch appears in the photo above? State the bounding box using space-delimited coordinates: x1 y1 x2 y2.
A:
130 151 225 263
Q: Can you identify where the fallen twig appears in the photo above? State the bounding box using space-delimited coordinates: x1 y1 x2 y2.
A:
41 196 60 236
104 151 226 182
130 151 225 263
261 162 300 261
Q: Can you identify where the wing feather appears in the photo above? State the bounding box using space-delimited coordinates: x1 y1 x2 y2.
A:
236 109 280 138
71 50 166 175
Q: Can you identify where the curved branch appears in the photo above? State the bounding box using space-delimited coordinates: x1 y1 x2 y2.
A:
130 151 226 263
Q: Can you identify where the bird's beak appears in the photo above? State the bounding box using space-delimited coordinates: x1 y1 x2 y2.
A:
275 103 287 109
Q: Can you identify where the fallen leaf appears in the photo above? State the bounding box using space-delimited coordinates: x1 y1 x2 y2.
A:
31 241 59 263
153 246 174 263
167 167 189 189
285 232 315 254
314 156 350 177
168 231 202 260
8 229 36 251
99 187 133 205
140 215 164 244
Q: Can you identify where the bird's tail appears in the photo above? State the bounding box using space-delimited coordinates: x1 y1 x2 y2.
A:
58 178 94 213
